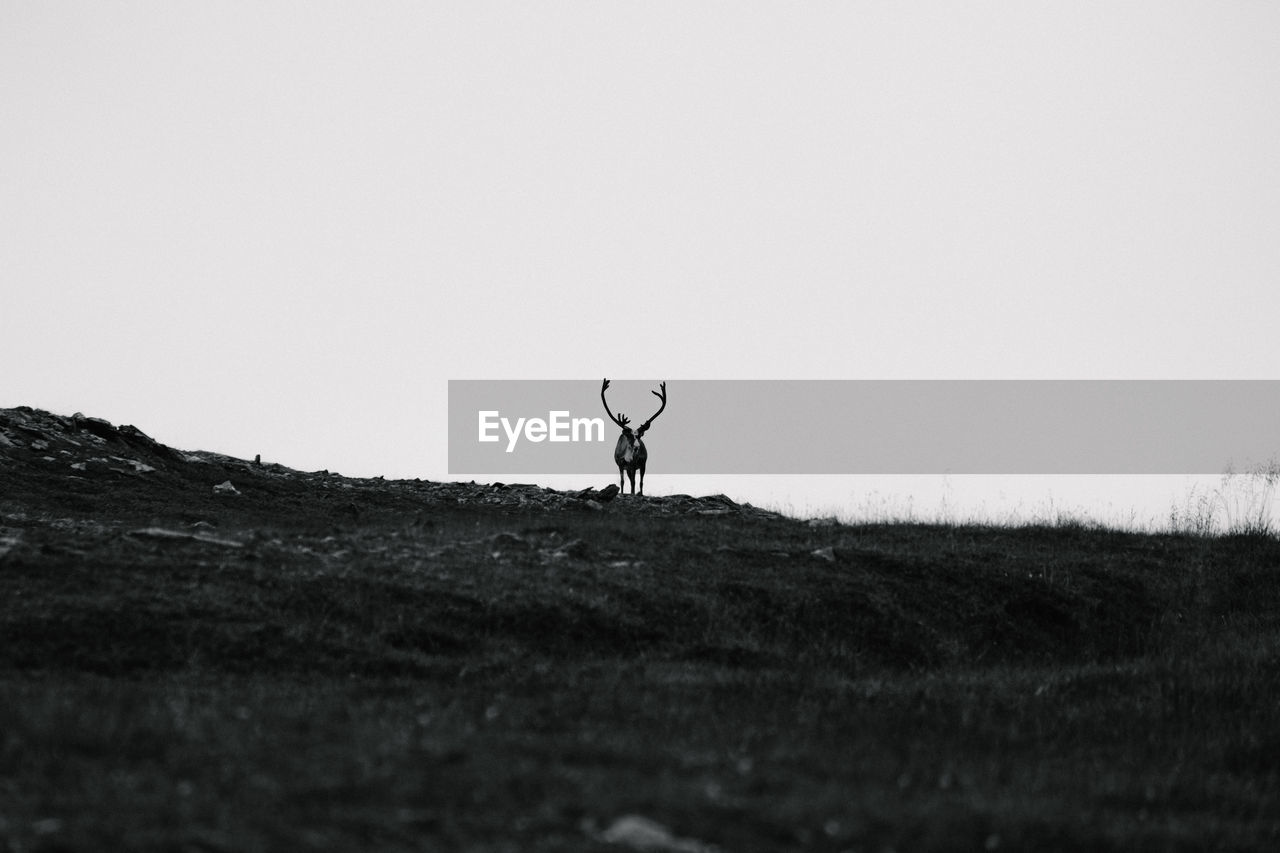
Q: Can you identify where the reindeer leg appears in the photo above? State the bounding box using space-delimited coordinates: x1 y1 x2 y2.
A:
638 461 646 496
618 466 624 493
626 468 636 494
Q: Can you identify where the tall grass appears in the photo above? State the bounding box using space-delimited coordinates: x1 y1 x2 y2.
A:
1168 461 1280 537
765 466 1280 538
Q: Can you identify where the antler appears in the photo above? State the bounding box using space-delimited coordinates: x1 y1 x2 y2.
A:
637 381 666 435
600 378 628 429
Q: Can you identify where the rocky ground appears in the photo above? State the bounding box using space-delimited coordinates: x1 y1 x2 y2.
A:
0 405 785 518
2 406 1279 852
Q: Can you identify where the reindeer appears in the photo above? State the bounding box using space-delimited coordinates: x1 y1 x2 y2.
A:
600 378 666 495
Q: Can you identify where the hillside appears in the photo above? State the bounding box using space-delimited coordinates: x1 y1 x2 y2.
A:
2 406 1278 852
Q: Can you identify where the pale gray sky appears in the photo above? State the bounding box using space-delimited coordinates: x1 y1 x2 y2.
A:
3 2 1279 519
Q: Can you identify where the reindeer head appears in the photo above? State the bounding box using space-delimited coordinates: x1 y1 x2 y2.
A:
601 379 666 442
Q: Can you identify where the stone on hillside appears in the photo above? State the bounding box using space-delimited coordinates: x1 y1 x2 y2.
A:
111 456 155 474
596 484 620 503
594 814 717 852
116 423 179 459
72 413 118 441
213 480 240 496
128 527 243 548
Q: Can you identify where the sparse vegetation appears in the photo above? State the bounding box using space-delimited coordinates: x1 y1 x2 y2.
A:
1167 462 1280 539
2 408 1279 851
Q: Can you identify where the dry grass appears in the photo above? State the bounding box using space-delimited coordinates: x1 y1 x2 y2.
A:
2 446 1279 851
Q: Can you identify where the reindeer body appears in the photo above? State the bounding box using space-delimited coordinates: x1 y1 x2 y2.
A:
601 379 665 495
613 431 648 494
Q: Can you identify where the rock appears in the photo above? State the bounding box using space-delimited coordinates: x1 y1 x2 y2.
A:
128 527 243 548
811 546 836 562
72 414 118 441
596 484 620 503
594 815 718 852
583 499 604 511
213 480 240 496
110 456 155 474
117 423 181 460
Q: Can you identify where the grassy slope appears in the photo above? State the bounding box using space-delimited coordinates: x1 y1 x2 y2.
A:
2 417 1279 851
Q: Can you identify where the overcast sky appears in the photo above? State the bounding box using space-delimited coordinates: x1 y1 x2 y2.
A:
3 2 1279 518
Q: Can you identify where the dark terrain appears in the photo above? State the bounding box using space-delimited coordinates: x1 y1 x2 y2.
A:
2 406 1278 852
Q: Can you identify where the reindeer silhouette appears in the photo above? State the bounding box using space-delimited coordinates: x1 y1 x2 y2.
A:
600 379 666 495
